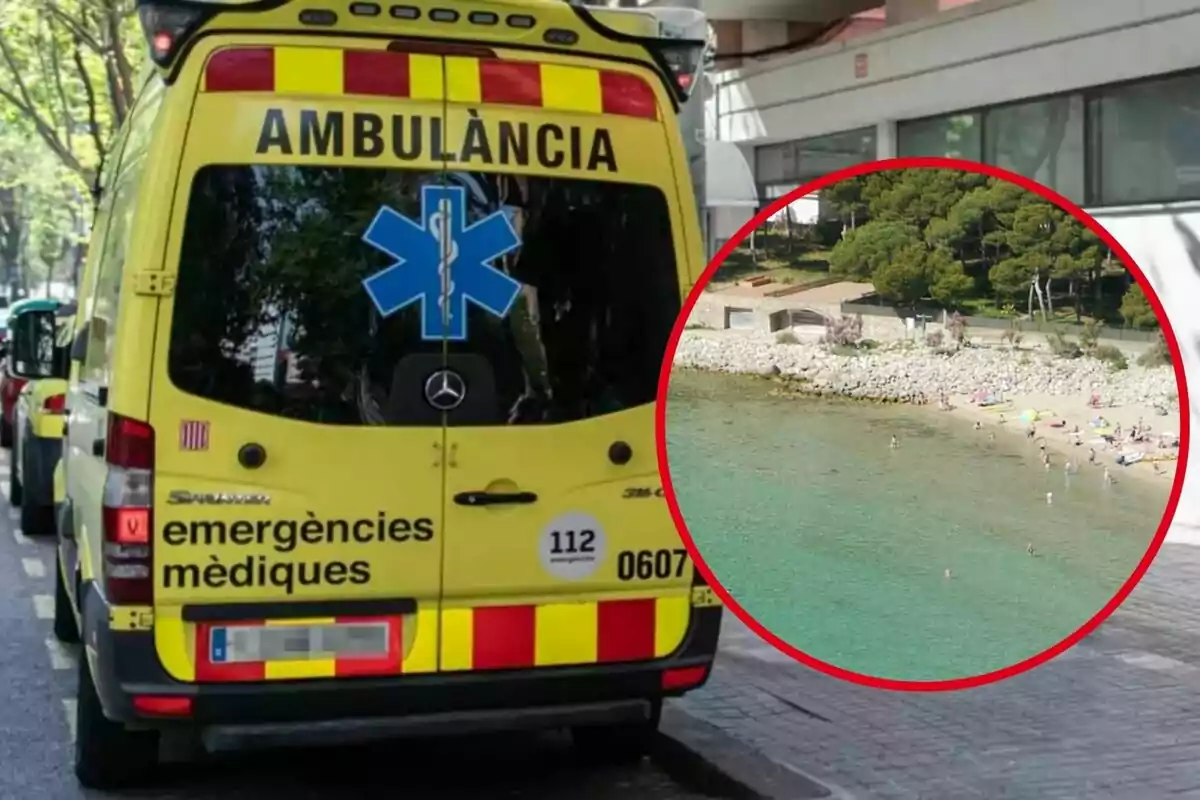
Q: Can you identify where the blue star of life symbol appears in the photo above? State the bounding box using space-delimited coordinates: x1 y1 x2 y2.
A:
361 184 523 340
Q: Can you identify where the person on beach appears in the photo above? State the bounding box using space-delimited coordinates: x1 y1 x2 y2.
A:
1104 467 1114 485
1088 447 1097 465
890 435 898 450
974 421 982 431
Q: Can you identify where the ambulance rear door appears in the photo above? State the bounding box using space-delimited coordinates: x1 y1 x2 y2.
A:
432 49 701 673
144 39 456 684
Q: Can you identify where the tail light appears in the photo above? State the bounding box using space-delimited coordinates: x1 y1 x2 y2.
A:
133 695 192 717
101 413 155 605
43 393 65 414
662 665 708 691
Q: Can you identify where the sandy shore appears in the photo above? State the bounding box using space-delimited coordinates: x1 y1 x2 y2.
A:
937 391 1178 493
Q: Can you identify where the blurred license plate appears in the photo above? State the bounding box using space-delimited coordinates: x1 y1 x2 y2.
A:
210 622 389 664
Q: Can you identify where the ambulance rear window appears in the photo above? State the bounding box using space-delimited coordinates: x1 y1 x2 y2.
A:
167 165 681 426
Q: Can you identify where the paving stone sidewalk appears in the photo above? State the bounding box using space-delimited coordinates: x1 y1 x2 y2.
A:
676 542 1200 800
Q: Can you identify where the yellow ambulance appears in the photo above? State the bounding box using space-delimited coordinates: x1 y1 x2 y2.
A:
49 0 720 788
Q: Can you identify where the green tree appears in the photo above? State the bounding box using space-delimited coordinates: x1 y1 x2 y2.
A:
927 247 973 306
821 176 867 230
988 252 1038 301
1119 283 1159 329
828 219 920 281
872 242 930 306
862 168 987 231
0 0 142 185
0 0 144 292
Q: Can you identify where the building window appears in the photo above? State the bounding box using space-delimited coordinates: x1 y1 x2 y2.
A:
896 113 981 161
1089 71 1200 206
755 127 876 200
983 95 1085 203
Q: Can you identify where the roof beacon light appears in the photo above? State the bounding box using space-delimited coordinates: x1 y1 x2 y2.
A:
136 2 216 67
570 3 708 104
650 7 709 102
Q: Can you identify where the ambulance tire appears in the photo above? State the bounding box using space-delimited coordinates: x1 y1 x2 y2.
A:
52 554 79 644
75 648 160 789
570 699 662 764
18 436 52 534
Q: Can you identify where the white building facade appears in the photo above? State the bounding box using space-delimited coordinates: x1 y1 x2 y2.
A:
697 0 1200 527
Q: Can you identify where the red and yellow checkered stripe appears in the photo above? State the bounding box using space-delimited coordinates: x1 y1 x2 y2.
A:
192 595 689 682
201 46 659 120
440 595 690 671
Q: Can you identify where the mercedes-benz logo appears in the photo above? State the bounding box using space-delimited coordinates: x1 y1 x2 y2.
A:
424 369 467 411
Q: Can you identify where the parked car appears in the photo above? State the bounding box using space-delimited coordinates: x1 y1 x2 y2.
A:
9 301 75 534
0 298 62 448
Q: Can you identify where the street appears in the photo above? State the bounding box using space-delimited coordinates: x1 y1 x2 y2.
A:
5 435 1200 798
0 443 787 800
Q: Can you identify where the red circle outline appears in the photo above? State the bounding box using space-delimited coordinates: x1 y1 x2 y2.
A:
656 156 1191 692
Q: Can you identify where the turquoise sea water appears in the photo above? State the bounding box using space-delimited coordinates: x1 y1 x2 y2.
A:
666 370 1174 682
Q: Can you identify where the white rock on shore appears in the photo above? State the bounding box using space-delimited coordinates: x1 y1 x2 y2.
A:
672 331 1180 410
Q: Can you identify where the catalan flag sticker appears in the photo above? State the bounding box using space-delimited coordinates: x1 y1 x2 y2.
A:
179 420 210 451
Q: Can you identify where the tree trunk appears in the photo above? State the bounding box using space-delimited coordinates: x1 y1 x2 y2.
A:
1032 274 1048 322
1044 275 1053 319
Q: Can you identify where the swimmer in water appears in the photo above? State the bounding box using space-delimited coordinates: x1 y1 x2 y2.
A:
1046 492 1053 505
890 435 898 449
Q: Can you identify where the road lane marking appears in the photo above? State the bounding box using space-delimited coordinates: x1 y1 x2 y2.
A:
45 638 74 671
33 594 54 619
62 699 77 743
9 509 20 521
22 557 45 578
12 528 29 545
1115 650 1199 674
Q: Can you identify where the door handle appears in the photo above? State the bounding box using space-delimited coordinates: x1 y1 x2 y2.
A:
453 491 538 507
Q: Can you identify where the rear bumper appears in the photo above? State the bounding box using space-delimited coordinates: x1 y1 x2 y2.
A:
82 586 721 735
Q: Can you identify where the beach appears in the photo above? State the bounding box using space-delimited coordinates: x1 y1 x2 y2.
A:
672 328 1182 494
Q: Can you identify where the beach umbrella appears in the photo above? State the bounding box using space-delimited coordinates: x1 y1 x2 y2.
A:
1019 409 1039 422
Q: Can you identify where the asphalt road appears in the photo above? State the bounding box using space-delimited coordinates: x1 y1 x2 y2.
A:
0 450 763 800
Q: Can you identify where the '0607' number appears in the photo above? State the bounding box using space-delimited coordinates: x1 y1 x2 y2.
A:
617 549 689 581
